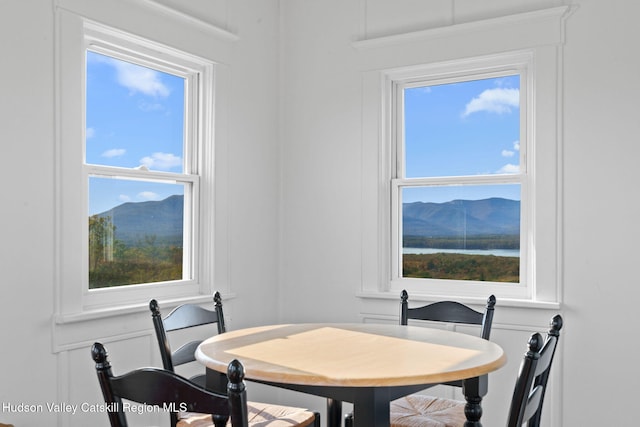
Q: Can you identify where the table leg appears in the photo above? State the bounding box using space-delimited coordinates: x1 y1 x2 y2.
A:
462 375 488 427
351 389 390 427
326 398 342 427
463 395 483 426
205 368 228 394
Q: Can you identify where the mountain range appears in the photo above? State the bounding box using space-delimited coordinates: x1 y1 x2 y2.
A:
95 195 519 246
403 197 520 237
96 195 184 246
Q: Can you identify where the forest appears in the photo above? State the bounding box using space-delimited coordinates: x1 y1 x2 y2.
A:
89 215 519 287
89 215 182 288
403 252 519 282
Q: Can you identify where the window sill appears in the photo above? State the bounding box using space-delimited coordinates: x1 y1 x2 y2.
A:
356 291 560 310
54 292 236 324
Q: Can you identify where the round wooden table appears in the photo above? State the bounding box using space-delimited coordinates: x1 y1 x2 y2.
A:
196 323 506 427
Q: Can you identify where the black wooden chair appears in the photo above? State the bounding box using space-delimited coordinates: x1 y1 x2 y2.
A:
91 342 319 427
150 292 228 427
389 314 563 427
151 294 321 427
507 314 563 427
345 290 496 427
150 292 226 389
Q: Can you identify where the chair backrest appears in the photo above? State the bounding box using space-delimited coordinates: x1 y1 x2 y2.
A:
91 342 249 427
150 291 226 372
400 289 496 340
507 314 563 427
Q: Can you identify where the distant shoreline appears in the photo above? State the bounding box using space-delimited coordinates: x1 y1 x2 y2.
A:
403 247 519 257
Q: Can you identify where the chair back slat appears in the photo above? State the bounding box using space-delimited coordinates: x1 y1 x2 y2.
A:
406 301 484 324
533 336 557 377
163 303 224 333
521 385 543 422
172 340 203 366
110 369 229 415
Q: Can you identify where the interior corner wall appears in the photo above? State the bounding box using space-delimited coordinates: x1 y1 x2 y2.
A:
277 0 640 425
0 0 283 425
1 0 58 424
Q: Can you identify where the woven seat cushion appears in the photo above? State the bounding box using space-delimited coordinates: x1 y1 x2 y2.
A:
177 401 316 427
390 395 466 427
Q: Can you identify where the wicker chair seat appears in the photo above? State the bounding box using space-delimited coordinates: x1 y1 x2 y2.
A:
390 395 466 427
177 401 318 427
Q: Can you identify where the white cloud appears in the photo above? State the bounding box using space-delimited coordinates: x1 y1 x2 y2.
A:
513 140 520 151
463 88 519 117
502 149 515 157
102 148 126 158
86 127 95 139
140 152 182 171
138 101 165 112
112 60 170 98
119 194 131 203
497 163 520 174
138 191 160 201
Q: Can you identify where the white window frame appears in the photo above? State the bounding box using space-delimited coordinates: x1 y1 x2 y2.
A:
55 11 220 321
389 54 532 300
357 7 571 306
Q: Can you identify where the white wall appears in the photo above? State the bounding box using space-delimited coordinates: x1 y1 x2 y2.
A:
562 0 640 424
1 1 57 424
1 0 639 426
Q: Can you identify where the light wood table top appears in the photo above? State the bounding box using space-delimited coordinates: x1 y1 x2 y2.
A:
196 323 505 388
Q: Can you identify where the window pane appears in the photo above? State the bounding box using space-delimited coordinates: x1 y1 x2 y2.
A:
88 177 186 289
404 75 520 178
402 185 520 282
85 51 185 172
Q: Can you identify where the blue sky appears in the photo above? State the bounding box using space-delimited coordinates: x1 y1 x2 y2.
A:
86 51 185 215
85 52 520 214
402 75 521 203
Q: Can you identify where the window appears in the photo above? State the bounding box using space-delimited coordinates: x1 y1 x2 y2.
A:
80 26 210 307
391 69 528 298
86 49 195 289
56 11 222 319
356 6 570 304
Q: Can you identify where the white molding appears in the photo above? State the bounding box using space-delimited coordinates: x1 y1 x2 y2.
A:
55 0 239 42
137 0 239 42
352 6 575 50
54 294 213 325
54 329 153 354
356 291 561 310
56 350 71 427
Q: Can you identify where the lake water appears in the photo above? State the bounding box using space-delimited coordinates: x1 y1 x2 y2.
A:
403 247 520 257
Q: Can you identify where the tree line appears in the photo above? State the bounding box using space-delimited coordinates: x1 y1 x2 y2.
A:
89 215 182 288
404 234 519 250
403 252 519 282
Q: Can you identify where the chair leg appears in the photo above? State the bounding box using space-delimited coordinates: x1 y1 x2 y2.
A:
344 412 353 427
314 411 321 427
327 399 342 427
